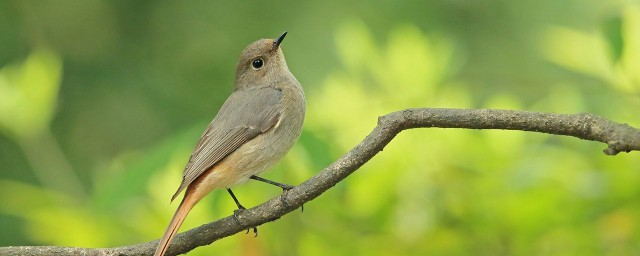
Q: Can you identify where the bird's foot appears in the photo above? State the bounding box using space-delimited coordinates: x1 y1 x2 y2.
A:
280 186 304 213
232 207 258 237
232 206 246 223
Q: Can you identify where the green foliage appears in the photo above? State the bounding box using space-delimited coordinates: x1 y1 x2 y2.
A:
540 4 640 95
0 48 62 138
0 1 639 255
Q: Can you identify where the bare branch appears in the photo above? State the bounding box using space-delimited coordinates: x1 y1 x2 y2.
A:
1 108 638 256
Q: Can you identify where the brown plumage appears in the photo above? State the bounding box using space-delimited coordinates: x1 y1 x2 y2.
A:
154 32 305 256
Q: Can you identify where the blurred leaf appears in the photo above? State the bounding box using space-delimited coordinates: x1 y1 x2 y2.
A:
540 26 614 81
540 1 640 94
92 126 197 210
618 3 640 92
602 16 624 63
0 180 115 246
0 48 62 138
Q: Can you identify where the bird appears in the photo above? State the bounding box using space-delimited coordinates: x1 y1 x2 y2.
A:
154 31 305 256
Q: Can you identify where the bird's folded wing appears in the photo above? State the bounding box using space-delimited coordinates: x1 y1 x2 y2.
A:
171 86 282 201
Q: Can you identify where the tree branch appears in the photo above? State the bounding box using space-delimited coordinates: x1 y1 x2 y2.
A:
2 108 638 256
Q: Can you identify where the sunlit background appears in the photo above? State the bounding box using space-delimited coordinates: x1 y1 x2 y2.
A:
1 1 640 255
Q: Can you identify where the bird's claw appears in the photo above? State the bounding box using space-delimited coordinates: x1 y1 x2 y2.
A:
233 207 246 224
280 184 294 191
233 207 258 237
248 226 258 237
280 187 304 213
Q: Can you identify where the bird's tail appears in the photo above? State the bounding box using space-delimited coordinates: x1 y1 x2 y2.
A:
154 191 198 256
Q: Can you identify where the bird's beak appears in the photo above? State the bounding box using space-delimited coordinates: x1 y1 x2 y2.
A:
273 31 287 50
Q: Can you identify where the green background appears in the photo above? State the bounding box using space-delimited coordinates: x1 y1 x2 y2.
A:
1 1 639 255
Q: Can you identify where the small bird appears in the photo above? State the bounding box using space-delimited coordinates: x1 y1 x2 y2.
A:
154 32 305 256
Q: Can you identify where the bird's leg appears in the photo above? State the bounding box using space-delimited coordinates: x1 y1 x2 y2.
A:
226 188 257 237
250 175 294 190
227 188 246 210
249 175 303 212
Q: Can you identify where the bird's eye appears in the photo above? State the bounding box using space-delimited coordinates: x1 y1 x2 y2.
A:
251 58 264 70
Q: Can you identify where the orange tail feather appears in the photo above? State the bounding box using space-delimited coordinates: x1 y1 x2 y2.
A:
154 191 199 256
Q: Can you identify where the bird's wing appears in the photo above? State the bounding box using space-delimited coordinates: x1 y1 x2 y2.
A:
171 86 282 201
